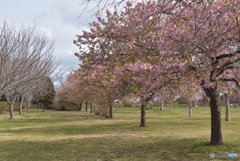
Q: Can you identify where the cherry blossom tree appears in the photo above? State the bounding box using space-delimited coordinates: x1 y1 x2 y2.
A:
74 0 240 145
57 68 99 113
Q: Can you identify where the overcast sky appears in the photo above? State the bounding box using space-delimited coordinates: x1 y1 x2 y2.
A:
0 0 103 73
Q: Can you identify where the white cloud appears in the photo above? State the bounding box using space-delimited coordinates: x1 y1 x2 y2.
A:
0 0 100 70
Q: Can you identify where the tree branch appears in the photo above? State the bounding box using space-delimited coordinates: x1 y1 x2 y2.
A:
219 78 240 87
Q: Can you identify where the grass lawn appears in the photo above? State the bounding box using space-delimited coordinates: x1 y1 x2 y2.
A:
0 106 239 161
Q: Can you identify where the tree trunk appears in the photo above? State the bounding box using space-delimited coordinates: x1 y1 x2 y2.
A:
27 101 30 114
17 95 25 115
206 88 223 145
187 100 192 117
225 94 231 121
110 104 113 118
192 100 195 107
189 105 192 117
5 94 17 119
90 103 93 113
79 103 82 111
17 95 21 115
140 102 146 127
19 97 24 115
43 105 46 112
34 104 36 109
9 104 14 119
85 101 88 111
160 100 163 110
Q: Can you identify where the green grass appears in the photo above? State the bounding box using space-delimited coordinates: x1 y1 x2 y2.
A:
0 107 240 161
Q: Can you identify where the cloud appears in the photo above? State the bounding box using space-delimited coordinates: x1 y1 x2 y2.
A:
0 0 100 70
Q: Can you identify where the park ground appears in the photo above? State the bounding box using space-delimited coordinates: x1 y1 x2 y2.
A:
0 106 239 161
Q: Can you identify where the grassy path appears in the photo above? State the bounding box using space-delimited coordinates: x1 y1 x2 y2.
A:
0 107 239 160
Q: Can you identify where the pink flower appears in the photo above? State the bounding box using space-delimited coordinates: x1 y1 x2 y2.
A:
182 1 187 6
90 28 96 33
106 10 112 16
126 1 132 7
114 11 118 16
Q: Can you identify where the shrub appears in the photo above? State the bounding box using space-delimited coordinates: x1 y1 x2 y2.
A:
219 101 225 107
0 94 7 102
198 102 209 106
0 104 4 114
93 107 101 115
34 103 43 109
0 101 19 112
0 101 8 111
173 104 188 108
6 103 19 111
53 102 79 111
123 101 133 108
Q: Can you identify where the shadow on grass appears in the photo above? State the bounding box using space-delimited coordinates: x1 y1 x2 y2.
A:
0 117 211 136
0 136 238 161
0 121 147 135
2 112 102 124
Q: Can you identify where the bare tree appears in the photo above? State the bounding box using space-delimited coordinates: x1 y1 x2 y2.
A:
0 21 59 119
5 89 18 119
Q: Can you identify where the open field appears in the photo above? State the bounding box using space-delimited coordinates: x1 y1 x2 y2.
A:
0 106 240 161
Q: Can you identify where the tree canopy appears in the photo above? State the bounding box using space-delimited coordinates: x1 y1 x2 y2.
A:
63 0 240 145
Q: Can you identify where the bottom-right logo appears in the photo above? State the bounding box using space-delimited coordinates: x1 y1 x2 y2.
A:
210 152 238 158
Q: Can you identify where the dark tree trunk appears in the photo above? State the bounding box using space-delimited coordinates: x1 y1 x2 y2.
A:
192 100 195 107
79 103 82 111
19 106 22 115
27 101 30 114
19 96 24 115
225 94 231 121
85 101 88 111
17 95 25 115
34 104 36 109
160 100 163 110
205 88 223 145
110 104 113 118
9 104 14 119
140 102 146 127
43 105 46 112
90 103 93 113
187 100 192 117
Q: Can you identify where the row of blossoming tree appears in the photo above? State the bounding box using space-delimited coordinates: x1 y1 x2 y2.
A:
59 0 240 145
